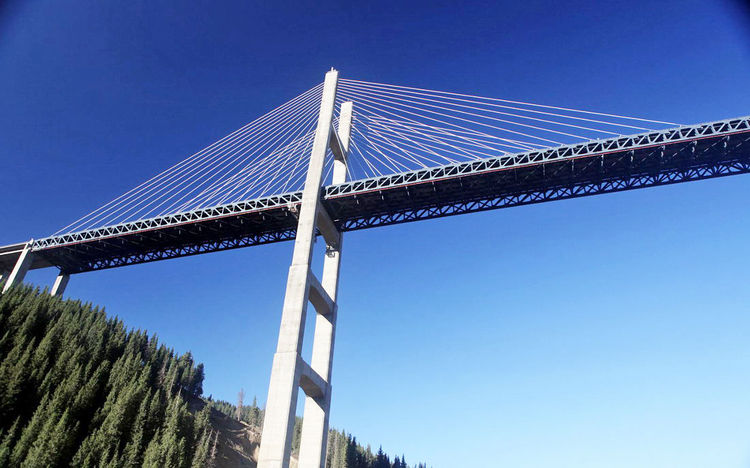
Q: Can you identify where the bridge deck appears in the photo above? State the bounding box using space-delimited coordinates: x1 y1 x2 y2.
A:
3 116 749 274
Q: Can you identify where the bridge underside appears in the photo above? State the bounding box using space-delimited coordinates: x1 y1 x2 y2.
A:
7 120 749 274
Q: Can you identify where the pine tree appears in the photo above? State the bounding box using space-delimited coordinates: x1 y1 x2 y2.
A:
10 395 51 465
0 417 20 467
22 408 78 467
141 428 165 467
236 388 245 420
122 388 153 467
191 363 205 396
250 395 261 427
191 433 210 468
208 429 219 468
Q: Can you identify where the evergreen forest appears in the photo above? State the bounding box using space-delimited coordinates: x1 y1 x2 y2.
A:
0 286 426 467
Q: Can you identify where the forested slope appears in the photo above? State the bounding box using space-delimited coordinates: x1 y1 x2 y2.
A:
0 286 424 468
0 286 212 467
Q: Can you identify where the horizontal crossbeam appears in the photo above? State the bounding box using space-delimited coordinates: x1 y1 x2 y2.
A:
308 270 335 317
298 356 328 399
316 203 340 249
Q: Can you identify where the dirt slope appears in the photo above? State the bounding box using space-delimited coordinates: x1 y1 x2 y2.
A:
186 394 260 467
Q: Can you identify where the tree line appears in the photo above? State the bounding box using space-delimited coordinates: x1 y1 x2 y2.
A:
212 396 428 468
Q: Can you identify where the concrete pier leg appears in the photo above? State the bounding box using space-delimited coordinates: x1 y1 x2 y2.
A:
297 255 339 467
297 102 352 468
1 241 34 294
258 69 340 468
50 272 70 298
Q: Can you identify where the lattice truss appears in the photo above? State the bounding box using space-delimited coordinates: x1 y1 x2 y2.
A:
55 79 677 236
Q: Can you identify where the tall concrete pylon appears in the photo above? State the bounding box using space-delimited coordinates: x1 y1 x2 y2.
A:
257 69 352 468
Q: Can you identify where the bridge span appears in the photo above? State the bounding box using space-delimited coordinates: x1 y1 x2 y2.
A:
1 114 748 275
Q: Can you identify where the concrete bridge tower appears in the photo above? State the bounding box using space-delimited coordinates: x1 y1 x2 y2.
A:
257 69 353 468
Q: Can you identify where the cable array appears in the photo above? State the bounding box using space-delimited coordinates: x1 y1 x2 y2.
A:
336 79 678 180
55 78 678 235
55 83 326 235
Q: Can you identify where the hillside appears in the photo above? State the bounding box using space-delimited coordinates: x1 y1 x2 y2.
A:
0 286 424 468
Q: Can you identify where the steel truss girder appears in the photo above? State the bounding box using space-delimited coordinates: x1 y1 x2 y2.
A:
71 229 297 273
338 160 750 231
23 116 750 273
323 115 750 197
34 192 303 249
33 116 750 250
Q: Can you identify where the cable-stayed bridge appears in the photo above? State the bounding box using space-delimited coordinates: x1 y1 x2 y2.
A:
3 80 749 276
1 69 749 468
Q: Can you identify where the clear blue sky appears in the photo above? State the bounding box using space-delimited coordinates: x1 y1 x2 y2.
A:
2 1 750 466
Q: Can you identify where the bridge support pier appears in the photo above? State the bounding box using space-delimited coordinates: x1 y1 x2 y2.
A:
51 272 70 298
1 241 33 294
258 70 352 468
